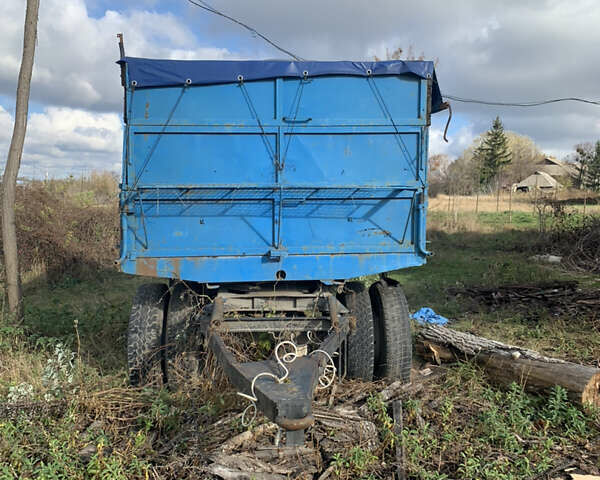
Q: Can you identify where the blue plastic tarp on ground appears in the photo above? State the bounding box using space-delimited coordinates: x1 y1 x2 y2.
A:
118 57 445 113
411 307 449 325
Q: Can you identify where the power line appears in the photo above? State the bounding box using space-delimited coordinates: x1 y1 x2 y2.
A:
443 94 600 107
186 0 304 61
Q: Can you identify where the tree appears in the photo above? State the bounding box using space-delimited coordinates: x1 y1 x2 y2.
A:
585 141 600 191
428 153 451 197
474 116 512 187
2 0 40 322
443 130 541 197
373 45 439 66
573 142 594 189
503 132 543 185
444 141 482 195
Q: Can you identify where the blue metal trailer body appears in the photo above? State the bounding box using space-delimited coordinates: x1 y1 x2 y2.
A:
117 58 444 283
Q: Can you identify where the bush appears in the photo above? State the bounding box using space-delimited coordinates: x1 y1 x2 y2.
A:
3 180 119 281
546 212 600 273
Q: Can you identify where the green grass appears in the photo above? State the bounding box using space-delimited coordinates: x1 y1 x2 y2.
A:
1 211 599 479
387 219 600 364
22 271 143 373
397 364 599 480
477 210 538 228
392 227 574 317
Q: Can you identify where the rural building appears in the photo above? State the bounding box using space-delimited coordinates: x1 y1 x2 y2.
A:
536 156 577 181
514 171 562 192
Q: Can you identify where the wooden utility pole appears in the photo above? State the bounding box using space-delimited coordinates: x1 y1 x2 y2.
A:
2 0 40 322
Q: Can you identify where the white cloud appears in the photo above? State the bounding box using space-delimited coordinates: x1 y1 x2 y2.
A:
197 0 600 155
0 106 122 178
0 0 232 112
429 124 476 159
2 0 600 176
0 0 233 177
0 106 13 144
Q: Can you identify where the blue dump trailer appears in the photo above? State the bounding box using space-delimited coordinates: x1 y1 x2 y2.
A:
117 51 445 444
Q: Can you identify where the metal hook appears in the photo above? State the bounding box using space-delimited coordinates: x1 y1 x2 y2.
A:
442 102 452 143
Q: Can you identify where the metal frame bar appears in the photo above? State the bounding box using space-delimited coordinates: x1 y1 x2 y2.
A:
200 290 348 446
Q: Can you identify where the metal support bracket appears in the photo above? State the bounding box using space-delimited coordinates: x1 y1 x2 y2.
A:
201 289 348 446
268 248 288 260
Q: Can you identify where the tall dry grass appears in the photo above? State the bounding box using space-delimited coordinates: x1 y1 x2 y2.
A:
429 191 600 215
429 193 530 214
1 173 120 283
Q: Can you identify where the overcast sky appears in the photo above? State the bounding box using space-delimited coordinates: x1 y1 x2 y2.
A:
1 0 599 178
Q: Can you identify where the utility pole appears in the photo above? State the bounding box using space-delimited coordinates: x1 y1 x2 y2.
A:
2 0 40 322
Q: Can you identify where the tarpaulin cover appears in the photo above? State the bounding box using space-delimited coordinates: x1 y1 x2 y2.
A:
118 57 445 113
411 307 450 325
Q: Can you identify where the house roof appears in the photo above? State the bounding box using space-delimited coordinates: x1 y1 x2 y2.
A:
537 157 577 178
516 171 561 188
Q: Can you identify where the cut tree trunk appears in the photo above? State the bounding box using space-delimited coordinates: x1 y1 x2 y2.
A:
417 324 600 408
2 0 40 322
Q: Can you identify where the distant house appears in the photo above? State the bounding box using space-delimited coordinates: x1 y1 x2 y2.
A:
536 156 577 180
514 171 561 192
513 157 577 192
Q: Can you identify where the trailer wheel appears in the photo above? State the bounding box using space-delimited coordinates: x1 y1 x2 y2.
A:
127 283 169 386
370 282 412 382
164 282 204 386
342 282 375 381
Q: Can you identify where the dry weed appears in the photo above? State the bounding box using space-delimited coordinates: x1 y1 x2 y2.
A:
8 181 119 280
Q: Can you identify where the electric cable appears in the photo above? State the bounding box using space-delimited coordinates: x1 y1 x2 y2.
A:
443 94 600 107
186 0 304 61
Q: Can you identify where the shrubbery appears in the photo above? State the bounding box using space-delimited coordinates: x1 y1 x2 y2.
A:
6 175 119 281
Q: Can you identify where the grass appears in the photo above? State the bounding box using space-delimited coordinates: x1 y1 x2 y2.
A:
1 188 599 478
22 271 144 374
429 192 600 215
398 366 599 480
390 208 600 365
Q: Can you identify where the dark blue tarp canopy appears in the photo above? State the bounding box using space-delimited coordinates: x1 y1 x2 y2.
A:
119 57 445 113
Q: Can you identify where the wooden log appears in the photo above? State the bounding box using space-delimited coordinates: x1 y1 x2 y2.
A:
418 325 600 408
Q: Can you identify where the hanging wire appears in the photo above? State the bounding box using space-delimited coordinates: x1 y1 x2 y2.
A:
443 94 600 107
236 340 336 426
186 0 304 61
237 340 298 426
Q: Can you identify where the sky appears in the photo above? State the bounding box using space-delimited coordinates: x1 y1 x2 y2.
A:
1 0 599 178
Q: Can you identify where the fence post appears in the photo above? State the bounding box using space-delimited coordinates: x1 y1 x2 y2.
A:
509 187 512 224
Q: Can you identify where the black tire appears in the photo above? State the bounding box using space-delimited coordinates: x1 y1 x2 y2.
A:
164 282 204 386
370 282 412 382
127 283 169 386
342 282 375 381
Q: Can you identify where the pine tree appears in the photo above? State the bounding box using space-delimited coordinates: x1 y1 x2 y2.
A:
474 117 512 187
585 140 600 191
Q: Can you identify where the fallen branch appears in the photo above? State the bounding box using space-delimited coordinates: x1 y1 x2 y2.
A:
447 281 600 316
206 464 286 480
218 422 278 454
